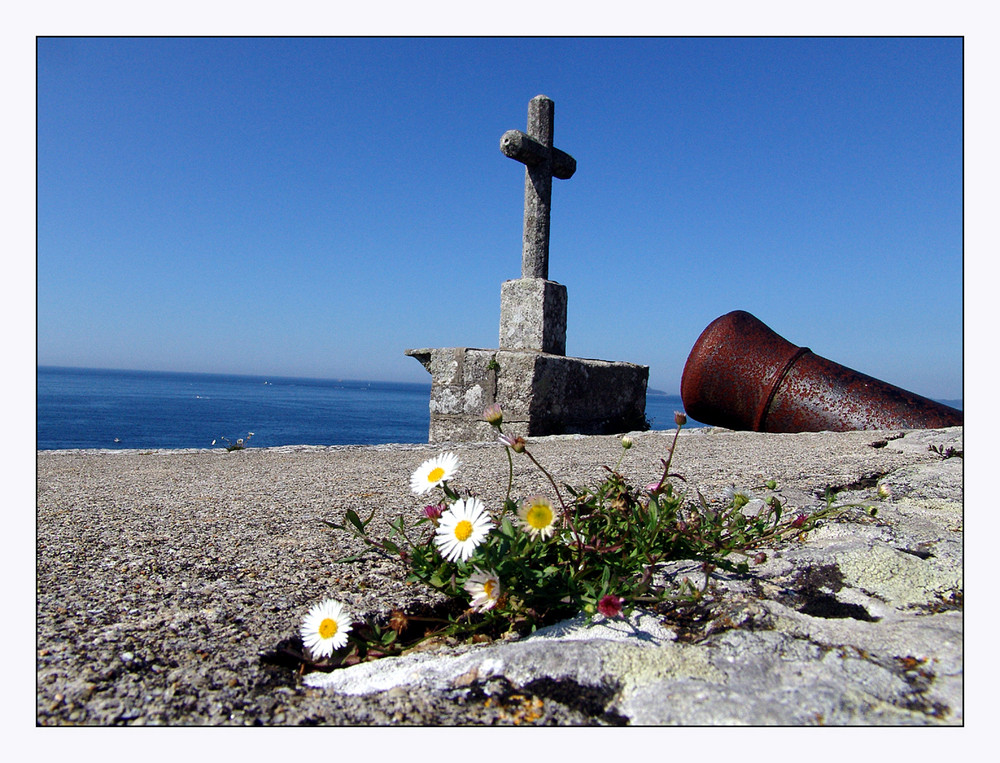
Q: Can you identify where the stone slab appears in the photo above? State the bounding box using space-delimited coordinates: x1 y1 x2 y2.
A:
499 277 567 354
301 428 964 725
36 426 964 726
405 347 648 441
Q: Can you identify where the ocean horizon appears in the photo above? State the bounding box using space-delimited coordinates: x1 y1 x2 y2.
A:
36 366 703 451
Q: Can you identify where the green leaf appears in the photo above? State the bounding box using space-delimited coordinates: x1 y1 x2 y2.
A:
345 509 366 534
382 538 400 555
500 517 516 538
334 553 367 564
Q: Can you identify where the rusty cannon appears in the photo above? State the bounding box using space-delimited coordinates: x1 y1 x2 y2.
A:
680 310 963 433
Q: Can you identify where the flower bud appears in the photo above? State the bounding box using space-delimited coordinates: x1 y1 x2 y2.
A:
674 411 687 426
388 610 409 633
423 504 444 522
621 436 633 450
482 403 503 427
597 594 624 618
499 433 526 453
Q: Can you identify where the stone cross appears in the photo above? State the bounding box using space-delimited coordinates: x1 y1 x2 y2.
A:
406 94 649 442
500 94 577 279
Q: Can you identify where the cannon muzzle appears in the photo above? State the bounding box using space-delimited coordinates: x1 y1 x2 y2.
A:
680 310 962 432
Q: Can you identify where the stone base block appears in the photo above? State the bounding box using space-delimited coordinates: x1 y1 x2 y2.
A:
405 347 648 442
499 278 567 355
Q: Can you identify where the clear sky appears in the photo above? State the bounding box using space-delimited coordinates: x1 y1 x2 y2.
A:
37 36 963 399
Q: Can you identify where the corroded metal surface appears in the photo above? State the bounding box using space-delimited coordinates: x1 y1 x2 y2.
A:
680 311 963 432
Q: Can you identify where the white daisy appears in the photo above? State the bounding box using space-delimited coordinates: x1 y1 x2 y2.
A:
517 495 559 540
464 568 502 612
435 497 493 563
300 598 352 659
410 452 460 495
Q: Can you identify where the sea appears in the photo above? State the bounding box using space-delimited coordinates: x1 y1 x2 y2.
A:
36 366 699 451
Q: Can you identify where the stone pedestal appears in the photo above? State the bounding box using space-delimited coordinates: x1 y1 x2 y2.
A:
499 278 567 355
405 347 648 442
405 96 648 443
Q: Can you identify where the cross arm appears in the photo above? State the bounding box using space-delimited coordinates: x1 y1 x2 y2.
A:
500 130 577 180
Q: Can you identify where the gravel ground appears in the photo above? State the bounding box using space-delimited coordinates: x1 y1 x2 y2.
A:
36 427 928 726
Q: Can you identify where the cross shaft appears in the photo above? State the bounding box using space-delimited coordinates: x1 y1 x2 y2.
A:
500 95 576 279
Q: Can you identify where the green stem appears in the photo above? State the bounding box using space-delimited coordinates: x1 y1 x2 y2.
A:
523 447 585 566
524 449 569 515
656 421 684 490
613 450 626 474
504 445 514 506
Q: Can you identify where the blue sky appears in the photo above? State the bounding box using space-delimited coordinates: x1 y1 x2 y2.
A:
37 36 963 399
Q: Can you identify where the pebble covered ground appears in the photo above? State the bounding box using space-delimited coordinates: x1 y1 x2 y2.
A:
37 427 936 725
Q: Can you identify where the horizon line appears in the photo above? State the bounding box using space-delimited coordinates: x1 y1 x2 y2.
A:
36 364 432 389
36 364 961 406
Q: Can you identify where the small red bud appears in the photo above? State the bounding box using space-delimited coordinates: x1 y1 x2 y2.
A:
597 594 625 618
423 504 444 522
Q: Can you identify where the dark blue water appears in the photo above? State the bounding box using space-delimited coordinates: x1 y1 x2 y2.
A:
37 367 698 450
644 392 703 431
36 367 434 450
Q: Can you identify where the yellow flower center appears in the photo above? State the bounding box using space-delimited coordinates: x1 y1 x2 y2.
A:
428 467 445 483
454 519 474 541
483 579 496 598
319 618 339 639
526 503 554 529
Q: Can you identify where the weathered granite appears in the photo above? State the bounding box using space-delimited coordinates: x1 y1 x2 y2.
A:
303 428 964 725
407 95 648 442
499 277 567 355
405 347 648 441
36 426 963 725
499 94 577 280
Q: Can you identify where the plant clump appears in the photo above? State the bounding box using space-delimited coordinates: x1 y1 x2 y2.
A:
213 432 254 451
303 407 861 669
